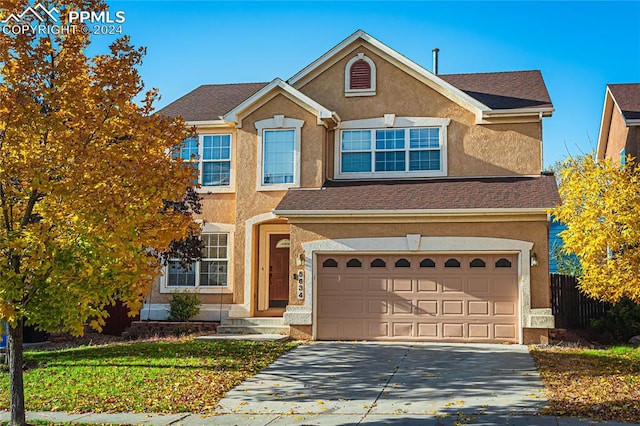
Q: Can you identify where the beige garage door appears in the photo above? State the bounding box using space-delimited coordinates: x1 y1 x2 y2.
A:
317 254 518 343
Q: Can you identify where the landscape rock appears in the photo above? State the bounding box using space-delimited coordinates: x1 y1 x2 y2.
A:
629 335 640 346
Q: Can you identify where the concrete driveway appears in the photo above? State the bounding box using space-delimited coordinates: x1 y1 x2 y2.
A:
208 342 552 425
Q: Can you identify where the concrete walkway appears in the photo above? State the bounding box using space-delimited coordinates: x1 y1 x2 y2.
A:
1 342 635 425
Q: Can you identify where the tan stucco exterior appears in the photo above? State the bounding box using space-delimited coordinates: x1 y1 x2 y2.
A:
598 88 640 163
145 34 554 343
287 218 551 309
298 44 543 177
603 106 638 162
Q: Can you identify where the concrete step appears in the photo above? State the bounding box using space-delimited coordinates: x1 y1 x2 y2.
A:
216 325 290 335
223 317 286 327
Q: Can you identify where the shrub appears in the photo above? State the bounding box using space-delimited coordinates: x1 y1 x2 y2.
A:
591 297 640 343
167 291 201 322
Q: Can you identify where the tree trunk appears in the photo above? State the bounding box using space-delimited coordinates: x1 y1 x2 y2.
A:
8 319 25 426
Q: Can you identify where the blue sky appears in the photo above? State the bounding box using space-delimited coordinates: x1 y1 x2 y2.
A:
106 1 640 168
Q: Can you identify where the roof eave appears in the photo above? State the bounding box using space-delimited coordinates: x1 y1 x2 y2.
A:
185 119 231 127
596 87 615 160
274 207 551 217
223 78 338 128
479 107 554 124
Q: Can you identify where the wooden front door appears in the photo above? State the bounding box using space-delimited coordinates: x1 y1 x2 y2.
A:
269 234 289 308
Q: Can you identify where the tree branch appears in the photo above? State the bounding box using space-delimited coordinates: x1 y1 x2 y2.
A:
20 189 39 229
0 184 12 232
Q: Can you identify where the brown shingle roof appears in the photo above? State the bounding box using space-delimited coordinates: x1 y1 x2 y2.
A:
157 71 552 122
156 83 268 121
275 175 559 213
608 83 640 121
440 70 553 110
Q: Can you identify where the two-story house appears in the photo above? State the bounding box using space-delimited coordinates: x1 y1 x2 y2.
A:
597 83 640 164
150 30 559 344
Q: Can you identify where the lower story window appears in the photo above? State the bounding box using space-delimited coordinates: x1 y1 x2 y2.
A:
166 233 229 287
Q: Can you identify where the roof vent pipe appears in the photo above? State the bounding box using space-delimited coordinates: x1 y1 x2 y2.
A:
432 48 439 75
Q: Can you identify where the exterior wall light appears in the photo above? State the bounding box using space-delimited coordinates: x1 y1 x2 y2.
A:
531 252 538 267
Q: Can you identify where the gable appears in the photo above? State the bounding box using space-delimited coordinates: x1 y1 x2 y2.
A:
297 45 472 122
288 30 553 124
289 31 487 120
223 79 338 128
597 84 640 160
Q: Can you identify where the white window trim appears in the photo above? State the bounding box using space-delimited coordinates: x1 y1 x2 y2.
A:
255 115 303 191
183 133 235 194
344 53 376 97
334 116 450 180
160 223 235 294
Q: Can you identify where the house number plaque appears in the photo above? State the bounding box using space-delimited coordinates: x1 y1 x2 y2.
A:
297 270 304 300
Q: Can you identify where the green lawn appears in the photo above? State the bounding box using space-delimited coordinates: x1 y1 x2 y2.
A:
530 345 640 423
0 338 297 414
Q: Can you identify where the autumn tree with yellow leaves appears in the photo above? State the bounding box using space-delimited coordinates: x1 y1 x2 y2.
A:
553 153 640 305
0 1 201 424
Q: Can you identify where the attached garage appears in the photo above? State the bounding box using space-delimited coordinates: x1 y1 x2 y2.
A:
316 253 519 343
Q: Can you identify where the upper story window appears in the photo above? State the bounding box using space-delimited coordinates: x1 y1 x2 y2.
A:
335 116 450 179
345 53 376 97
255 115 303 191
264 129 295 184
177 134 232 190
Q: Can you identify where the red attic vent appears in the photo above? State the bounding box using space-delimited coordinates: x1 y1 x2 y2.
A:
349 59 372 90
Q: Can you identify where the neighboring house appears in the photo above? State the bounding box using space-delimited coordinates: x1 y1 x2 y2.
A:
148 30 559 344
597 83 640 164
548 217 566 274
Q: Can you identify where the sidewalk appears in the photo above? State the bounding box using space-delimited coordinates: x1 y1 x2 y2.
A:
1 410 635 425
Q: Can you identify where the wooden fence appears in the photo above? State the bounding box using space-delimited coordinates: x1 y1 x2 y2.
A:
550 273 612 329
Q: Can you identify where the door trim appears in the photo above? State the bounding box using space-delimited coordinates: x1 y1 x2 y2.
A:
257 223 290 315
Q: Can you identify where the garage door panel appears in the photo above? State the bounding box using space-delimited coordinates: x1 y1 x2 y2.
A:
494 301 516 316
368 300 388 314
367 277 388 291
417 278 437 292
469 324 490 338
443 323 464 338
493 278 517 296
442 300 463 315
317 254 518 343
416 300 437 315
342 277 365 291
392 300 413 314
442 278 464 292
368 322 389 338
494 324 517 340
318 321 338 339
392 322 413 337
417 323 438 338
318 276 341 291
391 278 412 292
468 278 490 294
343 321 364 337
468 300 490 315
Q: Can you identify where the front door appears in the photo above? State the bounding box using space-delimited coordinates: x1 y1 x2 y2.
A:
268 234 289 308
257 223 290 315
